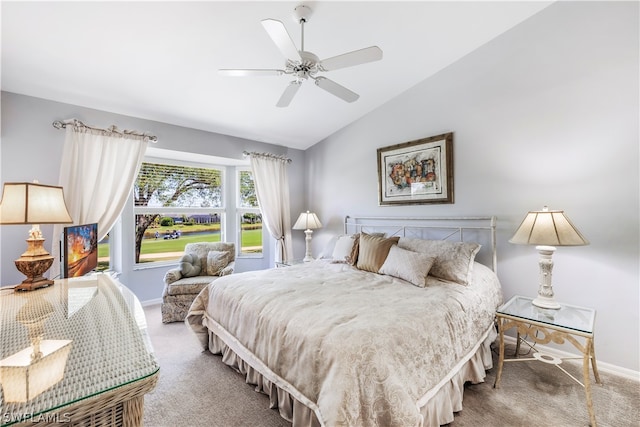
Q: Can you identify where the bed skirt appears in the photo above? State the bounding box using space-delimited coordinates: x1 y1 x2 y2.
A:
203 323 496 427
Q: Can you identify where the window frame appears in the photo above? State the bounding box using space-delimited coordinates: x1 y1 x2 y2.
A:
236 167 263 258
132 158 227 267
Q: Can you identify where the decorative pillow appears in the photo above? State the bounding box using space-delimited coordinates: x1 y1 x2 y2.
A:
397 238 481 285
206 250 230 276
319 235 341 259
378 245 436 288
356 233 400 273
331 235 356 263
179 253 202 278
347 232 385 266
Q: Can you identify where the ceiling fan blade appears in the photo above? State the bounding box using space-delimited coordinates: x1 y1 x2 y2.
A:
320 46 383 71
261 19 301 61
276 81 302 108
314 77 359 103
219 69 285 77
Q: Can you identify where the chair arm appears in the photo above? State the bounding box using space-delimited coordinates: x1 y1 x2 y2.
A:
219 261 235 276
164 268 183 285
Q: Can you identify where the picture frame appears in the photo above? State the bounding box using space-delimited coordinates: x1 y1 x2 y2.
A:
377 132 453 205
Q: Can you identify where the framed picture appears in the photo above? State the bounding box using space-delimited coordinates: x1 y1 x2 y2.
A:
377 132 453 205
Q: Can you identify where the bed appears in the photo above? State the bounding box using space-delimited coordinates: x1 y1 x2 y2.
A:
186 216 503 426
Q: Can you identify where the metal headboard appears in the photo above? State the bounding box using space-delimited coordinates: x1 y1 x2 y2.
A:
344 216 497 273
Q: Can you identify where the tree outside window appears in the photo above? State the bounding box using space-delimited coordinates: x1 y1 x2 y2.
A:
132 162 223 263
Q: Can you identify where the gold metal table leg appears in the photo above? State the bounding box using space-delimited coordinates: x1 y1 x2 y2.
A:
590 338 601 385
583 337 597 427
493 318 505 388
514 331 521 357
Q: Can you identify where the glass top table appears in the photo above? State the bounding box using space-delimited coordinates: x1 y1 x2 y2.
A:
275 259 307 267
494 295 600 426
497 295 596 335
0 274 159 426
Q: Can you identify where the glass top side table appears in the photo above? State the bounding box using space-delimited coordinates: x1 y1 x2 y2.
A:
493 295 601 427
275 259 307 268
498 295 596 334
0 274 160 426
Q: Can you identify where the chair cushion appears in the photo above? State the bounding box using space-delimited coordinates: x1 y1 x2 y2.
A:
165 276 217 296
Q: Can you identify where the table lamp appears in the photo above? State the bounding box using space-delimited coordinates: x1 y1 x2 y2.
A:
293 210 322 262
0 181 73 291
509 206 588 309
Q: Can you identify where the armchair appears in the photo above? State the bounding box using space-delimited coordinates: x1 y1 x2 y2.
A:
161 242 235 323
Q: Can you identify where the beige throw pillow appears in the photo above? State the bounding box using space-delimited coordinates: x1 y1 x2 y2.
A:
347 232 385 266
397 238 481 285
206 250 230 276
379 245 436 288
356 233 400 273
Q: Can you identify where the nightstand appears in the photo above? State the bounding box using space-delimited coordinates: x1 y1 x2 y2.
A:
275 259 306 268
493 295 601 426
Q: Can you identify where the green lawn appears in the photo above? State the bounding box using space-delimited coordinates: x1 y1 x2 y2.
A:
143 223 220 238
140 232 221 255
98 226 263 262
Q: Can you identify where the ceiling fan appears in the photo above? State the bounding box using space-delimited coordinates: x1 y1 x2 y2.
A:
219 4 383 107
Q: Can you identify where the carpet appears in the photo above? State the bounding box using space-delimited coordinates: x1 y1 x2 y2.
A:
142 304 639 427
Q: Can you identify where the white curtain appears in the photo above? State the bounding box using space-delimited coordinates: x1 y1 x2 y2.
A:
248 152 293 263
50 121 149 278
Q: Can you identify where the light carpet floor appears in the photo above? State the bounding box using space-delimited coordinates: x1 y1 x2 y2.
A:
142 304 639 427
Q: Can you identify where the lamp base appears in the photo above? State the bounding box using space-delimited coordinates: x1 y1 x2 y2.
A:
14 237 55 292
532 295 561 310
14 277 54 292
303 229 314 262
532 245 560 309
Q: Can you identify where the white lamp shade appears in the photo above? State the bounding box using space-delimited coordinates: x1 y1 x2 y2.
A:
0 182 73 224
293 211 322 230
510 207 588 246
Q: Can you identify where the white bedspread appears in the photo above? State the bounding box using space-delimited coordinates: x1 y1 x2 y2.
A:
188 260 502 427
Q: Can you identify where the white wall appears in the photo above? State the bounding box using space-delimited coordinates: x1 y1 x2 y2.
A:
0 92 306 302
305 2 639 372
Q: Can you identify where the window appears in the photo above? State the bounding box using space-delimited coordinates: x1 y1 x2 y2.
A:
97 234 110 271
237 169 263 256
133 162 224 264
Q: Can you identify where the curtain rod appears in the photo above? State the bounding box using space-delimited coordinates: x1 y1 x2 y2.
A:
243 150 292 163
53 119 157 142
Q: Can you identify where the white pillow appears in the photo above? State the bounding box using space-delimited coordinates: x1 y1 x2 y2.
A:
319 235 340 259
378 245 436 288
331 235 356 263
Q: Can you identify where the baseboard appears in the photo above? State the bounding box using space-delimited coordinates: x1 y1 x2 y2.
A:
503 336 640 382
141 298 162 307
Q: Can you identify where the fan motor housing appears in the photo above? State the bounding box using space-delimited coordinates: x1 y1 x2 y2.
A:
287 51 319 78
293 5 312 23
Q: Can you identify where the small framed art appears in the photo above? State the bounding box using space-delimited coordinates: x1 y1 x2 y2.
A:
377 132 453 205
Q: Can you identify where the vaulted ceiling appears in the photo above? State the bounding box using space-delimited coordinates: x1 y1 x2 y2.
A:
1 1 552 150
